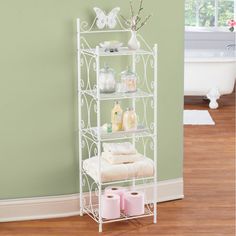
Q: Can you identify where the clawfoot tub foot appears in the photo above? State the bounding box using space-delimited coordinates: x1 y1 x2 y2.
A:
202 96 209 102
207 88 220 109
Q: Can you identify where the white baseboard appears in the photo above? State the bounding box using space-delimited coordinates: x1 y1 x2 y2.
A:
0 178 183 223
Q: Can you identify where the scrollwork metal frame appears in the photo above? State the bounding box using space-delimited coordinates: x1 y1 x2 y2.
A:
77 15 158 232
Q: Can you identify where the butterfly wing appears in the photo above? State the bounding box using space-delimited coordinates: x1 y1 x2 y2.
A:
107 7 120 29
93 7 107 29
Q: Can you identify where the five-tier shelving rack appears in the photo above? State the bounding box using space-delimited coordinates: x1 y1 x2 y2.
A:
77 12 158 232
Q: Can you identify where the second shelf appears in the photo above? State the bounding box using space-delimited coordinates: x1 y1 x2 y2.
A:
81 89 154 101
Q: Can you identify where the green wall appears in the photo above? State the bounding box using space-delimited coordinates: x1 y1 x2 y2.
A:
0 0 184 199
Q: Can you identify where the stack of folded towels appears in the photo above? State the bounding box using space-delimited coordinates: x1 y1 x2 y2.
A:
102 142 143 164
83 142 154 182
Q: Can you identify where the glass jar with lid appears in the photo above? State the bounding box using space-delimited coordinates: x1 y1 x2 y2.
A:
99 64 116 93
120 68 137 93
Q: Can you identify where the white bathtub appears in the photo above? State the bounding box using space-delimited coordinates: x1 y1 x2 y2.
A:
184 49 236 109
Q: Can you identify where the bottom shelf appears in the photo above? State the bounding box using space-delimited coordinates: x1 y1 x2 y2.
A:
83 203 155 224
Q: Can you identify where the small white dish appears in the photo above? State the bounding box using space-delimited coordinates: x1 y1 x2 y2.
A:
100 41 123 52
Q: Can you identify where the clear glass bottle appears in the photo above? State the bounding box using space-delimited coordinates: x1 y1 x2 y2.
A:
122 107 137 131
120 68 137 93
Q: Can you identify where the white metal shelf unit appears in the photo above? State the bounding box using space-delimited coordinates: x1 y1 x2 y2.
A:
77 17 158 232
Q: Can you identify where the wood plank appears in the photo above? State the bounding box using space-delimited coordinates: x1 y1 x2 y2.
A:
0 93 235 235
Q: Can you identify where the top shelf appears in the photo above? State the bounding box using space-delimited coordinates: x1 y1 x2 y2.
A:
81 47 153 57
80 29 130 34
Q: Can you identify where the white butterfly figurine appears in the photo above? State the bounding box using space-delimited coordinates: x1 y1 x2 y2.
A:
93 7 120 29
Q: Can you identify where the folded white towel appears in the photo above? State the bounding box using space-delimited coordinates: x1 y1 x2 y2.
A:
102 152 143 164
103 142 137 155
83 156 154 183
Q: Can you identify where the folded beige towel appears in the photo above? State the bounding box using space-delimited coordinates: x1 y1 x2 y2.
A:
102 152 143 164
83 155 154 183
103 142 137 155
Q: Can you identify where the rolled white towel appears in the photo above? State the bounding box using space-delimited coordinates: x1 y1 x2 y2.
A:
102 152 143 164
103 142 137 155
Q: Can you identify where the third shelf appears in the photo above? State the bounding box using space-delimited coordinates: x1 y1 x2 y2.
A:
82 126 155 142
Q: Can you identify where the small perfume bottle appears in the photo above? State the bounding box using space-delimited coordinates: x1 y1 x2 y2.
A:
122 107 137 131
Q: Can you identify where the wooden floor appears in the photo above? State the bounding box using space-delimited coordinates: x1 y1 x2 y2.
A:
0 93 235 236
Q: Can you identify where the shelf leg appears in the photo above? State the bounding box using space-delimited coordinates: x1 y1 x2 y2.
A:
153 189 157 224
153 44 158 224
95 46 102 233
99 223 103 233
80 208 83 217
99 223 102 233
77 18 83 218
153 213 157 224
98 183 102 232
132 53 136 191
